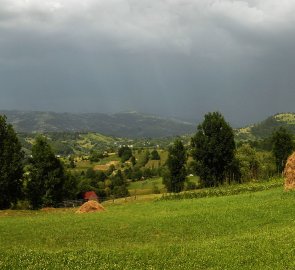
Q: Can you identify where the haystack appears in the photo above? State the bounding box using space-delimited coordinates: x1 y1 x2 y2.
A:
284 152 295 190
76 200 105 213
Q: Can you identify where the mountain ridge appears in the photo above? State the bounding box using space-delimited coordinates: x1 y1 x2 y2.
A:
0 110 196 138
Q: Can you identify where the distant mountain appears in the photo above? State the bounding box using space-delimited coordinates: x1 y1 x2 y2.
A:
235 113 295 141
0 110 196 138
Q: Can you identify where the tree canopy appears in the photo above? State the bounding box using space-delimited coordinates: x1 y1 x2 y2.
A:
191 112 237 187
163 139 187 193
0 115 24 209
271 127 294 173
118 146 132 163
26 136 68 208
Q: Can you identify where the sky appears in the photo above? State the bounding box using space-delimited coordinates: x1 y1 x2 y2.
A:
1 0 295 126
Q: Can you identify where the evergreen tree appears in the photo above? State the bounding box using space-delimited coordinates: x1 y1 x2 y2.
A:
118 146 132 163
130 155 136 166
150 149 160 160
0 115 24 209
271 127 294 173
163 139 187 193
27 136 67 208
191 112 236 187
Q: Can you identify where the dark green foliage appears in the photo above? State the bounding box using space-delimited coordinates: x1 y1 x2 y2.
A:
237 138 272 152
118 146 132 163
63 173 79 200
150 149 160 160
85 168 96 179
0 115 24 209
191 112 236 187
123 167 132 179
26 136 68 209
236 144 260 181
142 168 152 179
130 167 143 181
251 116 281 138
130 155 136 166
271 127 294 173
77 168 108 199
68 156 76 168
106 165 116 176
89 151 104 162
226 158 242 184
111 170 129 198
163 139 187 193
96 170 107 182
77 178 94 194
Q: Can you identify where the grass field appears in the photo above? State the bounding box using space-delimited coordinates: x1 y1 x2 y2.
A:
128 176 199 195
1 187 295 269
128 177 165 195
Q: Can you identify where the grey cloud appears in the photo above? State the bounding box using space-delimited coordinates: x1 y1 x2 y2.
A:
1 0 295 126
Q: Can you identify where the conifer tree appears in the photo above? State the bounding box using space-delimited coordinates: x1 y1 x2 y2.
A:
271 127 294 173
0 116 24 209
27 136 67 208
163 139 187 193
191 112 236 187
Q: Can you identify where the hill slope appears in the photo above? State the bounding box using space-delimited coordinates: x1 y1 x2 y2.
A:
1 186 295 269
0 110 195 138
235 113 295 140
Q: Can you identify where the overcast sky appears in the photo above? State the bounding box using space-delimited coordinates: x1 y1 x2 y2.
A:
1 0 295 126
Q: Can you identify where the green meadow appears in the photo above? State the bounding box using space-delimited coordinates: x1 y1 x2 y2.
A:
1 186 295 269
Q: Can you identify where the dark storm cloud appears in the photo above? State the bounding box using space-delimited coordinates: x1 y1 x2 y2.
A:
1 0 295 126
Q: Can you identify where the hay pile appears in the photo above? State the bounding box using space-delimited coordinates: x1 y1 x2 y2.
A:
76 200 105 213
284 152 295 190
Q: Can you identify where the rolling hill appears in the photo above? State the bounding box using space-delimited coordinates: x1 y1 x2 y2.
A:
235 113 295 141
0 110 195 138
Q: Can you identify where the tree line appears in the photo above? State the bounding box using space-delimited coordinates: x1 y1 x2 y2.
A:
0 112 294 209
163 112 294 193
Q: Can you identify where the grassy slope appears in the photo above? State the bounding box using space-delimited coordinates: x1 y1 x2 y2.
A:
1 187 295 269
128 176 199 195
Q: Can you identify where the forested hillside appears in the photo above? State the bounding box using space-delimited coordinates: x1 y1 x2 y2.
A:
235 113 295 140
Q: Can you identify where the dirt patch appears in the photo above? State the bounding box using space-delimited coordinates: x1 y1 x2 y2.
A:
93 164 109 171
284 152 295 190
93 161 119 171
76 200 105 213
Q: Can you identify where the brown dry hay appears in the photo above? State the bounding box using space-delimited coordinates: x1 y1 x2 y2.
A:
284 152 295 190
76 200 105 214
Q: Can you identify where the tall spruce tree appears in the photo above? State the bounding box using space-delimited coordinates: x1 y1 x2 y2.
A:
271 127 294 173
163 139 187 193
0 115 24 209
191 112 236 187
27 136 67 209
